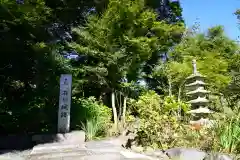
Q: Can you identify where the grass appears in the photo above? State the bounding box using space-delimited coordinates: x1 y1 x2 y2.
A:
215 116 240 154
81 119 101 141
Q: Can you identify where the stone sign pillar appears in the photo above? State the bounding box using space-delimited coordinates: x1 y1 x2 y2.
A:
58 74 72 133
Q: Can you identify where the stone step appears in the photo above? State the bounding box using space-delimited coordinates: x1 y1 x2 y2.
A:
29 141 157 160
29 148 121 158
28 150 92 160
29 153 130 160
29 152 156 160
29 144 122 160
85 140 121 149
30 143 85 154
0 151 157 160
81 153 154 160
29 147 156 160
120 151 155 160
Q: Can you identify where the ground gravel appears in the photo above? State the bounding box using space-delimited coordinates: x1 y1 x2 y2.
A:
0 149 31 160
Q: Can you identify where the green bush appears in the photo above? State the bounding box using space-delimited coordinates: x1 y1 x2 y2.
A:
128 91 190 149
71 96 112 138
162 96 190 115
127 91 240 153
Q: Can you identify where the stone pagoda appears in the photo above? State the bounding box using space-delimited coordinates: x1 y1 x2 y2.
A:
185 59 214 127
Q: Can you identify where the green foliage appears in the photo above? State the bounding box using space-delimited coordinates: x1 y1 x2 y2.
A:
225 53 240 106
163 96 190 113
69 0 153 89
44 0 107 25
213 113 240 154
69 0 185 95
0 0 67 134
71 96 112 136
0 0 185 135
235 9 240 23
3 2 240 156
157 25 239 98
145 0 184 23
128 91 190 149
130 90 161 116
81 119 101 141
126 91 240 153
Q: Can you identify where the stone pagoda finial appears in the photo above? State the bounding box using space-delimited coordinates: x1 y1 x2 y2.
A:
192 59 197 74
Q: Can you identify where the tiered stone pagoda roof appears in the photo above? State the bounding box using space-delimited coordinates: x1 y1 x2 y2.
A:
185 80 206 87
186 87 210 95
186 72 206 80
188 97 209 104
187 107 213 114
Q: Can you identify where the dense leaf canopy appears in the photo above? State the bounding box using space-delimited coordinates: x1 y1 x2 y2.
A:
0 0 240 135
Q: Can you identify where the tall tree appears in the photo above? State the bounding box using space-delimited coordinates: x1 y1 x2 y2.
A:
153 26 239 103
142 0 184 94
68 0 184 125
145 0 183 23
0 0 69 133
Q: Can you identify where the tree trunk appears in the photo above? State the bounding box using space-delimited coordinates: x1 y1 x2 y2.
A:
117 92 122 121
168 77 172 96
177 80 186 118
177 86 181 102
122 96 127 124
177 85 182 118
111 91 118 127
219 93 224 108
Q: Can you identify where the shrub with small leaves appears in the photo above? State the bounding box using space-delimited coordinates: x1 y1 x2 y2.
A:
128 91 190 149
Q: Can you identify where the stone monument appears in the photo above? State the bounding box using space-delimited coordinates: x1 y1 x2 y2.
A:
185 60 214 127
58 74 72 133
